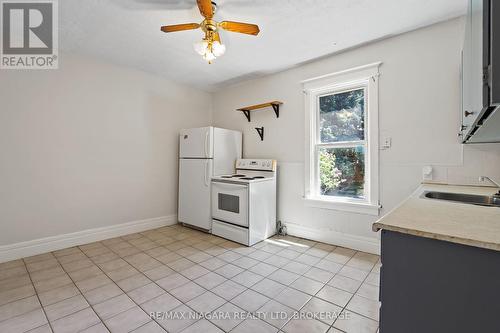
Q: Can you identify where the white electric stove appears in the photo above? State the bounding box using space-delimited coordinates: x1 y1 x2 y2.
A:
211 159 277 246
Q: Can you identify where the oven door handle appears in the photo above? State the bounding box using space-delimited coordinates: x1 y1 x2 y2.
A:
212 182 248 190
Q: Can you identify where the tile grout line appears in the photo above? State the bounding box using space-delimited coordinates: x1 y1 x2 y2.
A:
230 253 338 331
82 227 229 332
329 263 379 331
0 292 39 316
61 231 182 330
50 236 175 331
52 249 115 333
139 228 379 333
3 225 380 333
304 253 380 331
127 229 244 333
3 230 183 332
116 230 257 333
219 238 379 332
228 244 330 331
0 258 92 311
21 257 56 333
180 237 346 331
51 230 271 332
131 227 256 333
74 232 196 331
60 228 376 331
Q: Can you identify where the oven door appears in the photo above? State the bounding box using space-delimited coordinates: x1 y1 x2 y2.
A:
211 181 248 227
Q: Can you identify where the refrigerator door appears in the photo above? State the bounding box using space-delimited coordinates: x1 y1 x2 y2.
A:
213 128 243 175
178 158 213 230
179 127 214 158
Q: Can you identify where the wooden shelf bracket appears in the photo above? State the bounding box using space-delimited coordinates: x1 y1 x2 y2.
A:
255 127 264 141
242 110 251 122
237 101 283 122
271 103 280 118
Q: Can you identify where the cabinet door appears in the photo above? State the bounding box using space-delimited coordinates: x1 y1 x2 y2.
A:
462 0 486 136
461 0 474 134
492 0 500 105
380 230 500 333
470 0 485 112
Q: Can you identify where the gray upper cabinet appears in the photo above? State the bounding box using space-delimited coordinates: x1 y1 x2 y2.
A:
461 0 475 132
461 0 500 143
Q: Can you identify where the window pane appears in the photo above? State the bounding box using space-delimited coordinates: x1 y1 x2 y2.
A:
319 146 365 199
319 88 365 143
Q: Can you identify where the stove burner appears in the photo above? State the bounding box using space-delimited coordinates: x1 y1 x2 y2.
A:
218 174 267 181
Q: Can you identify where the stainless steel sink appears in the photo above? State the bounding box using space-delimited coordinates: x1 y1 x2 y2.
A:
422 191 500 207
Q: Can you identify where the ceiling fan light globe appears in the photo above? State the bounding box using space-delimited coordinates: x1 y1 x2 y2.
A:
193 40 209 55
203 51 216 62
212 41 226 57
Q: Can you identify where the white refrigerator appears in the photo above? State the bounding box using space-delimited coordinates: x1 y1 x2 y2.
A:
178 126 242 231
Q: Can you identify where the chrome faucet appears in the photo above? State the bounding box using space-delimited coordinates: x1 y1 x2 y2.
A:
479 176 500 196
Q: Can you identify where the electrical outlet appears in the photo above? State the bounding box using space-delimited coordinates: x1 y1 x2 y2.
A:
381 137 392 150
423 166 433 181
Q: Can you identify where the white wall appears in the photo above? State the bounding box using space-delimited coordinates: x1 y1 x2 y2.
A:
2 17 500 257
0 54 211 246
212 18 500 253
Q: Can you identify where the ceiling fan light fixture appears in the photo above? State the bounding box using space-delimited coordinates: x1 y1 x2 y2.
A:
194 35 225 63
193 40 209 55
160 0 259 65
203 51 216 62
212 41 226 57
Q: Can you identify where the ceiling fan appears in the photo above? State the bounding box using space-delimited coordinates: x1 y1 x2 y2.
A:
160 0 260 63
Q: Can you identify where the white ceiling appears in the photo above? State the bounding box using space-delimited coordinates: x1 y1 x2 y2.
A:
60 0 467 91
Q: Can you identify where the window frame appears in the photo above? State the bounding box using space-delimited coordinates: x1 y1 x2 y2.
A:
314 85 368 201
302 63 381 216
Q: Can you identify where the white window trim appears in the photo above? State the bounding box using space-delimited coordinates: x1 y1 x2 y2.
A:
302 62 382 216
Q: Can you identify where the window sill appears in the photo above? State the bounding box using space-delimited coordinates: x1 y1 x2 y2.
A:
304 196 380 216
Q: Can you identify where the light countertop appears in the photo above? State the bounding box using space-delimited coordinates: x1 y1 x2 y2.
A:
373 183 500 251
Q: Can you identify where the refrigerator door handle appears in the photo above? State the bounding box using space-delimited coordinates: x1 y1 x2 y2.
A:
204 160 209 187
204 131 209 158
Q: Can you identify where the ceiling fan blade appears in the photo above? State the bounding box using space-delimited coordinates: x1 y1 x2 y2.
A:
197 0 213 19
160 23 200 33
219 21 260 35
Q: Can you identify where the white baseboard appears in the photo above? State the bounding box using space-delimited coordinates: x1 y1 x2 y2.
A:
285 222 381 255
0 215 177 263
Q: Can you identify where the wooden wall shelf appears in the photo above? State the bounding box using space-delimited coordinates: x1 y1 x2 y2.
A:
237 101 283 122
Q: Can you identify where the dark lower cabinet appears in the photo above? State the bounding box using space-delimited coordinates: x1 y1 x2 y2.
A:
379 230 500 333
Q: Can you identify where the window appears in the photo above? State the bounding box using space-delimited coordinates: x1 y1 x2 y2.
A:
302 63 381 215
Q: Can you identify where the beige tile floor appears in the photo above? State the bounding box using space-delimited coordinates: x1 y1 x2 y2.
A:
0 224 381 333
